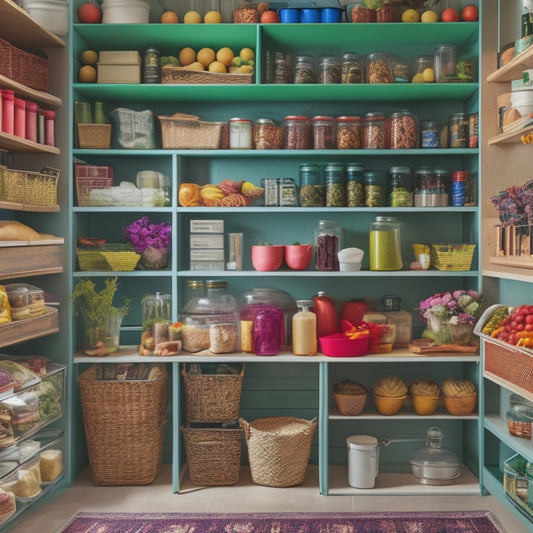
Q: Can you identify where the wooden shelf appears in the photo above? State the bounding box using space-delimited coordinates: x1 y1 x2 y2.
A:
0 132 60 154
489 255 533 269
488 123 533 145
487 44 533 83
0 307 59 348
329 406 478 420
0 75 62 107
0 200 60 212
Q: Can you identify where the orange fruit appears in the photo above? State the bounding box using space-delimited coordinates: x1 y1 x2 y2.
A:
160 10 179 23
183 10 202 23
80 49 98 66
208 61 227 73
197 47 216 68
216 47 234 67
178 47 196 67
78 65 97 83
204 10 222 23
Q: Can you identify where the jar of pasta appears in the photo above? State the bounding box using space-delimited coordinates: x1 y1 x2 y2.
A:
363 112 386 149
366 53 393 84
389 110 419 149
312 116 335 149
336 116 362 149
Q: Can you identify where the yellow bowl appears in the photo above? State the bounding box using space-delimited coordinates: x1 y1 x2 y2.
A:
411 394 440 416
442 393 477 416
372 394 407 416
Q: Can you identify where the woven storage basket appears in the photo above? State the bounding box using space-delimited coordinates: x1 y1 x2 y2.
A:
159 114 222 149
0 38 48 92
240 416 318 487
76 175 114 206
78 364 167 485
161 67 253 85
333 391 367 416
182 425 243 486
77 244 141 271
182 364 244 423
430 243 476 271
78 123 112 149
0 166 59 207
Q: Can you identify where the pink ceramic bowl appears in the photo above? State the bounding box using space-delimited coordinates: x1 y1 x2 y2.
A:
284 244 313 270
319 333 370 357
251 245 284 271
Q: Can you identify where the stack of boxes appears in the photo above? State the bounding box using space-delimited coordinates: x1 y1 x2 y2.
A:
189 219 224 271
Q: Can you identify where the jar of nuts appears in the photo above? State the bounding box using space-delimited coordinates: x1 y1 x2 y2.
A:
366 52 393 84
363 112 386 149
324 163 345 207
312 116 335 149
388 166 413 207
318 56 341 84
293 55 316 84
336 116 362 149
341 52 363 84
346 163 365 207
284 115 309 150
254 118 283 150
389 110 419 149
299 163 324 207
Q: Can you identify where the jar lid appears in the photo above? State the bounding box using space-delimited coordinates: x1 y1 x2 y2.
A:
414 166 433 173
144 47 160 54
449 112 467 119
300 163 320 171
319 56 340 63
284 115 308 121
26 101 38 112
312 115 334 122
205 280 227 289
1 90 14 99
421 120 440 128
381 294 402 311
388 166 411 174
342 52 361 60
364 112 384 120
346 163 364 171
229 117 252 123
337 116 361 122
256 118 276 125
433 167 450 175
43 110 56 118
186 280 204 288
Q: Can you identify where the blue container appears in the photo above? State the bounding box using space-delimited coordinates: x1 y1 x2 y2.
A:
320 7 342 23
279 8 300 23
300 8 320 23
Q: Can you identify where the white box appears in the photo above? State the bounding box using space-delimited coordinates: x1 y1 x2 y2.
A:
190 234 224 249
98 51 142 64
190 249 225 261
190 261 225 271
190 220 224 233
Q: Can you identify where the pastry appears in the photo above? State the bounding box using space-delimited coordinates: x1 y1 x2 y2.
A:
441 378 476 398
409 379 440 397
372 376 407 398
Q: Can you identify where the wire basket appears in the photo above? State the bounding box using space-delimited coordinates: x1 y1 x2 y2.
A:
0 166 59 207
159 114 222 149
76 175 114 206
161 67 253 85
77 244 141 271
77 123 112 149
430 243 476 271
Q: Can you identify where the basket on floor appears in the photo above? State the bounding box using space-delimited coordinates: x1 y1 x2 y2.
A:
0 166 59 207
182 424 243 486
430 243 476 271
159 114 222 149
240 416 318 488
78 364 167 485
77 123 112 149
182 364 244 422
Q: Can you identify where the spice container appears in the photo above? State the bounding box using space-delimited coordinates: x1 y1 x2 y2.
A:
341 53 363 84
140 292 172 356
447 112 468 148
434 44 457 83
414 167 449 207
364 170 385 207
324 163 345 207
312 116 335 149
142 47 160 84
421 121 440 148
366 53 393 84
363 112 386 149
299 163 324 207
318 56 341 84
389 54 409 83
229 117 253 149
293 55 316 84
315 219 342 271
279 178 298 207
336 116 362 149
369 216 403 271
292 300 317 356
346 163 365 207
388 166 413 207
253 118 283 150
14 98 26 138
284 115 309 149
389 110 419 149
273 52 292 84
451 170 468 207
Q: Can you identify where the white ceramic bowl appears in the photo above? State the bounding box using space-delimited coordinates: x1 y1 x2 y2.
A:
22 0 68 36
102 0 150 24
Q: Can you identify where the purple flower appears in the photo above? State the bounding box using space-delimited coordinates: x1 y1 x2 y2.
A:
419 289 483 326
124 216 172 253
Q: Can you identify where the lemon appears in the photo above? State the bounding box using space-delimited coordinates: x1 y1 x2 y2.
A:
186 61 205 71
401 8 420 22
197 47 216 68
411 72 425 83
208 61 227 73
178 47 196 66
183 10 202 23
80 50 98 66
239 65 254 74
239 47 255 62
422 67 435 82
204 10 222 23
421 9 438 22
216 47 235 67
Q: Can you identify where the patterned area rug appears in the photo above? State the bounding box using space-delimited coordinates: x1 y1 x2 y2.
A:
59 511 505 533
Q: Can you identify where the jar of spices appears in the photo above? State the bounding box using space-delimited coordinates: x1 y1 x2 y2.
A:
324 163 345 207
341 52 363 84
451 170 468 207
284 115 309 149
388 166 413 207
389 110 419 149
421 121 440 148
363 112 386 149
413 54 434 75
299 163 324 207
366 53 393 84
254 118 283 150
369 216 403 271
143 47 161 84
293 55 316 84
414 167 449 207
279 178 299 207
364 170 385 207
273 52 292 84
229 117 253 149
336 116 362 149
448 112 469 148
312 116 335 149
315 219 342 271
318 56 341 84
346 163 365 207
434 44 457 83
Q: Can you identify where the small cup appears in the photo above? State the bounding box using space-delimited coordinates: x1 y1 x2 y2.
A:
373 394 407 416
284 244 313 270
251 245 284 271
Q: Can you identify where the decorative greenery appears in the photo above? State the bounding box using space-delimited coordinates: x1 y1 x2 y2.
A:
124 216 172 253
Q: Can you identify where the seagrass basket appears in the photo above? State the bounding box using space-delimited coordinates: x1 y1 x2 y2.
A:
182 364 244 422
77 123 112 149
0 166 59 207
161 67 253 85
78 364 167 485
77 244 140 271
159 114 222 149
182 424 243 486
240 416 318 487
430 243 476 271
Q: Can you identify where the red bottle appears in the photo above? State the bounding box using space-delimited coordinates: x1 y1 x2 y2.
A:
313 291 338 338
341 298 367 326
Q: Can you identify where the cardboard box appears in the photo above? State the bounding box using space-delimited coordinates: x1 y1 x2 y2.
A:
190 220 224 233
190 234 224 249
97 64 141 84
99 51 141 64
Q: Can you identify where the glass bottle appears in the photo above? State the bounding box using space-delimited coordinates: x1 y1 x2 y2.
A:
369 216 403 271
284 115 309 149
346 163 365 207
292 300 317 356
434 44 457 83
380 295 412 348
315 219 342 271
293 55 316 84
140 292 172 355
324 163 345 207
388 166 412 207
366 52 393 83
299 163 324 207
311 116 335 149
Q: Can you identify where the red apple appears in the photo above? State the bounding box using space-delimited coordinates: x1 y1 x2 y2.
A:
78 1 102 24
441 8 459 22
461 4 479 22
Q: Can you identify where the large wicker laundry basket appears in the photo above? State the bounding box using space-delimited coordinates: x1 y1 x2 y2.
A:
78 364 167 485
240 416 318 487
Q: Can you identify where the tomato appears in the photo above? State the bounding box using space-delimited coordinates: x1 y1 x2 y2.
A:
260 10 279 23
526 314 533 325
441 8 459 22
525 323 533 332
461 4 479 22
78 1 102 24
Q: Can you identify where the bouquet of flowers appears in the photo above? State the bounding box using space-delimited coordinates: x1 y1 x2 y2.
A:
491 180 533 227
419 289 483 345
124 216 172 269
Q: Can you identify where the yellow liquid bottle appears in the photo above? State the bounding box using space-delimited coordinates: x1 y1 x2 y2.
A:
292 299 317 356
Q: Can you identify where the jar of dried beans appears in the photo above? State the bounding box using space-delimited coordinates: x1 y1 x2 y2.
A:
318 56 341 84
293 55 316 84
363 112 386 149
366 53 393 84
336 116 362 149
341 52 363 84
284 115 309 149
254 118 283 150
389 110 419 149
312 116 335 149
299 163 324 207
324 163 345 207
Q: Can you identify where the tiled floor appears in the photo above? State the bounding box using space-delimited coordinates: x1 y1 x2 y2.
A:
7 465 532 533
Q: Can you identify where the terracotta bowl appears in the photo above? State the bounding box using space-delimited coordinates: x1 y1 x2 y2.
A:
251 245 284 271
284 244 313 270
442 393 477 416
411 394 440 416
372 394 407 416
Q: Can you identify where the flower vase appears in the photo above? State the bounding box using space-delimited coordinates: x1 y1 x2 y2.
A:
141 246 169 270
448 323 475 346
82 311 123 357
421 311 453 345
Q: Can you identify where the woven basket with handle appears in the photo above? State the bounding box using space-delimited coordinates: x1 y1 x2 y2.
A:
158 113 222 149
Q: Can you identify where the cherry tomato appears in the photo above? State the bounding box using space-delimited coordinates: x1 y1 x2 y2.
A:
526 314 533 325
525 323 533 332
528 305 533 314
516 323 525 331
441 8 459 22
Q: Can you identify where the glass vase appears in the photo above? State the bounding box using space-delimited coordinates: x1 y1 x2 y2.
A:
449 323 475 346
82 311 123 356
422 311 453 345
140 246 169 270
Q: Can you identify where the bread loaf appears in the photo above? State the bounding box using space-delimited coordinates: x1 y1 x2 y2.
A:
0 221 40 241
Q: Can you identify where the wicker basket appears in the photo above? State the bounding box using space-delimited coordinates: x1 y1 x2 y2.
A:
76 175 114 206
182 364 244 423
333 391 367 416
161 67 253 85
159 114 222 149
430 243 476 271
78 364 167 485
240 416 318 487
77 244 141 271
0 166 59 207
78 123 112 149
182 424 243 486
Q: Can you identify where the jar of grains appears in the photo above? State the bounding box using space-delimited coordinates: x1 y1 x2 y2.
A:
324 163 345 207
254 118 283 149
346 163 365 207
388 166 413 207
363 112 386 149
341 52 363 84
447 112 468 148
299 163 324 207
366 52 393 84
364 170 385 207
312 116 335 149
336 116 362 149
389 110 419 149
421 121 440 148
293 55 316 84
273 51 292 84
318 56 341 84
284 115 309 149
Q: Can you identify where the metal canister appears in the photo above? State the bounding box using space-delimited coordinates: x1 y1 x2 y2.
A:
451 170 468 207
143 47 161 84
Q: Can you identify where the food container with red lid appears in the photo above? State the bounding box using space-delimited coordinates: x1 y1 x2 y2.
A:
311 116 335 149
284 115 309 149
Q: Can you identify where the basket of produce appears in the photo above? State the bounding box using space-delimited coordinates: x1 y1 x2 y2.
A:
161 67 253 85
77 243 141 271
158 113 222 150
430 243 476 271
78 363 167 485
0 166 59 207
77 123 112 149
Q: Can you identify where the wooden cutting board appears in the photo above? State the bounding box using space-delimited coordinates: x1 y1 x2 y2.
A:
409 339 478 355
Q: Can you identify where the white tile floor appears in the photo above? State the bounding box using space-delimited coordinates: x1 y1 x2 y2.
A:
6 465 532 533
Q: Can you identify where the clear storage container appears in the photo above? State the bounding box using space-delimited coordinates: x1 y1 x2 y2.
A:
421 121 440 148
448 112 469 148
311 116 335 149
380 295 412 348
346 163 365 207
293 55 316 84
366 53 393 84
318 56 341 84
324 163 345 207
363 112 386 149
140 292 172 356
388 166 413 207
341 52 363 84
253 118 283 150
284 115 309 149
434 44 457 83
364 170 385 207
414 167 449 207
389 110 419 149
389 54 409 83
299 163 324 207
336 116 362 149
369 216 403 271
5 283 44 321
315 219 342 271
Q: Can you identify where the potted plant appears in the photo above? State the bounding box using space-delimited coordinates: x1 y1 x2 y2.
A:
124 216 172 270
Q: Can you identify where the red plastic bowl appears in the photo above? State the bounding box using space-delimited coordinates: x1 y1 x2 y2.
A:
319 333 370 357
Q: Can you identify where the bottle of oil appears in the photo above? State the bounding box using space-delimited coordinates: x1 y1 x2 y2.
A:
313 291 338 338
292 300 317 356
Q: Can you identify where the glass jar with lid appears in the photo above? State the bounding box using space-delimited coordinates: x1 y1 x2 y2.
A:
312 116 335 149
273 51 292 84
364 170 385 207
389 110 419 149
388 54 409 83
413 54 434 75
366 53 393 84
447 112 468 148
293 55 316 84
318 56 341 84
434 44 457 83
346 163 365 207
252 305 285 355
336 116 362 149
341 52 363 84
380 294 412 348
299 163 324 207
363 112 386 149
284 115 309 149
413 167 449 207
315 219 342 271
388 166 413 207
140 292 172 356
229 117 253 149
421 121 440 148
324 163 345 207
254 118 283 150
369 216 403 271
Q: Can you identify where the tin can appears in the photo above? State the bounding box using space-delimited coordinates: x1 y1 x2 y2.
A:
143 47 161 84
229 118 253 149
